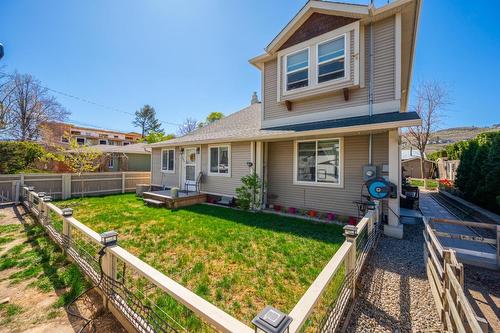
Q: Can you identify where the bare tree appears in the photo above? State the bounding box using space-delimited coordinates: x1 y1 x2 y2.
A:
178 117 199 136
403 81 449 179
1 72 68 141
0 68 16 130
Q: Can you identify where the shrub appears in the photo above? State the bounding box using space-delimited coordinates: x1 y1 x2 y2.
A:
235 172 263 211
0 141 47 174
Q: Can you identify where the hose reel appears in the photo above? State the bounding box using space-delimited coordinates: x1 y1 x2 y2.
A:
366 177 397 200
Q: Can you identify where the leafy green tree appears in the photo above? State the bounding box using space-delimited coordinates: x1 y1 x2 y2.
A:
206 112 224 124
236 172 263 211
61 139 103 197
133 105 163 137
0 141 47 173
143 131 175 144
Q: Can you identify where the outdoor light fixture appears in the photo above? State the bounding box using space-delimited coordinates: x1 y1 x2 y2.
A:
100 230 118 247
196 147 200 154
343 224 357 237
42 196 52 202
28 186 35 191
61 208 73 217
246 161 254 168
180 148 184 154
252 306 292 333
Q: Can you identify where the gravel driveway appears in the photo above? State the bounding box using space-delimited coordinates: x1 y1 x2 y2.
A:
345 224 442 332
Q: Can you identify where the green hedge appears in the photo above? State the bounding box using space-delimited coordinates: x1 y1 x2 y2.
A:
0 141 47 174
453 131 500 213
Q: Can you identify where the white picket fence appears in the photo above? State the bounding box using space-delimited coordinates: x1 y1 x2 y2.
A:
21 186 382 333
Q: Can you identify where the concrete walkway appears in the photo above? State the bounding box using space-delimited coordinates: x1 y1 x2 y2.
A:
419 190 496 262
346 224 442 332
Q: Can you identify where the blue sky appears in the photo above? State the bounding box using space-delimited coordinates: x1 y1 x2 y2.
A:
1 0 499 134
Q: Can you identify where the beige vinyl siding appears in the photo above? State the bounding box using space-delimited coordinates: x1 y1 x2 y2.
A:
151 147 179 187
263 16 396 122
199 142 251 196
266 132 388 216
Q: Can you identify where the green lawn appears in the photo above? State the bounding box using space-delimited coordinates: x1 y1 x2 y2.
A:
55 193 344 329
410 178 439 189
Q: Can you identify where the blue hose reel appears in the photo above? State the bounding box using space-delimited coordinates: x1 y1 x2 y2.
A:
366 177 396 199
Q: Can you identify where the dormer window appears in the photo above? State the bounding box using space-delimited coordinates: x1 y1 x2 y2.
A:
286 49 309 91
317 35 345 83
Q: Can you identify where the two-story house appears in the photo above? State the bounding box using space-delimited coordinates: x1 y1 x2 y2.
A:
149 0 422 238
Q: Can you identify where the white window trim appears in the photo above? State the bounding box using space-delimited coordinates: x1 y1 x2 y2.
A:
284 47 310 93
108 158 114 168
315 33 348 86
277 21 358 101
292 137 344 188
207 144 231 177
161 148 175 173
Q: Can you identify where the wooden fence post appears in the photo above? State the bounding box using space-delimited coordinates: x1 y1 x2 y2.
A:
62 217 72 251
101 249 117 309
497 225 500 270
62 174 71 200
121 172 126 194
343 224 357 299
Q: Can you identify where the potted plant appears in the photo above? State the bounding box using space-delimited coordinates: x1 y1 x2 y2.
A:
327 212 335 221
288 207 297 214
274 205 281 212
308 210 317 218
348 216 357 225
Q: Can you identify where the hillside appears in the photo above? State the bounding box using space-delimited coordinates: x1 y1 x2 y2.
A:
424 125 499 153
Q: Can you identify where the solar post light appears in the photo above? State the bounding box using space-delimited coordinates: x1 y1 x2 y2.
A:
100 230 118 247
37 192 46 198
28 186 35 191
42 196 52 202
62 208 73 217
252 306 292 333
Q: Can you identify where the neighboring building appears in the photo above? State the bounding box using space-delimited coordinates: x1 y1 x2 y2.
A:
149 0 422 238
41 122 142 148
82 143 151 172
401 149 436 178
436 158 460 181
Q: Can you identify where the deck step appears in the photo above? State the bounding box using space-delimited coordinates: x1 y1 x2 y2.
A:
143 198 164 207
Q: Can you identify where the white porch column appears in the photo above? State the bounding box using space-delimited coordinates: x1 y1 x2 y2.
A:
255 142 263 178
384 129 403 239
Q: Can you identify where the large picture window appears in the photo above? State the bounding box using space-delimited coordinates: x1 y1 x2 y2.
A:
286 49 309 91
208 145 230 176
317 36 345 83
161 149 175 173
296 139 341 185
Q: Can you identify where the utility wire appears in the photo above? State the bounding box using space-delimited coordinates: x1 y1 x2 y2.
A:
0 71 182 128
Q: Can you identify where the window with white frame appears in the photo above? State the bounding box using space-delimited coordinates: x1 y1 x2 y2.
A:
108 158 114 168
286 49 309 91
296 139 341 185
161 149 175 172
317 35 345 83
208 145 230 175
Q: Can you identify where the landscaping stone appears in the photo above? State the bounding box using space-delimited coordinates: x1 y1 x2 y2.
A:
345 224 442 332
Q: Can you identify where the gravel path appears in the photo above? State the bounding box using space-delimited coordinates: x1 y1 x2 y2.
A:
346 224 442 332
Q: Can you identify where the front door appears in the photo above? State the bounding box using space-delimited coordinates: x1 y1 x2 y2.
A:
183 148 198 191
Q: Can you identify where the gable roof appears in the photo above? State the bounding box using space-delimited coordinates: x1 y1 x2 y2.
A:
266 1 369 54
67 142 151 154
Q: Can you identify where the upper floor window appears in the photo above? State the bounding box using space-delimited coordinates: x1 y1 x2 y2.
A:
286 49 309 91
108 158 114 168
162 149 175 173
317 35 345 83
99 139 107 145
76 137 85 145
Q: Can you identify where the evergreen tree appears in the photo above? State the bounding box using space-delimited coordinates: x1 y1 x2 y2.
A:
133 105 163 137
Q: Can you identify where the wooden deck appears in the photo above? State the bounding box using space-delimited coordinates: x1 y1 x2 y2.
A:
143 190 207 209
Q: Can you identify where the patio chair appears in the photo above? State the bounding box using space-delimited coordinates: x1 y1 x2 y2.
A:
185 172 203 194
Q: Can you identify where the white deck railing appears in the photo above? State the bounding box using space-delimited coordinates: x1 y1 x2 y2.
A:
21 186 382 333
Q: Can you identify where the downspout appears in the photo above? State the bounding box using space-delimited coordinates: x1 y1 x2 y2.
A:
368 2 375 165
